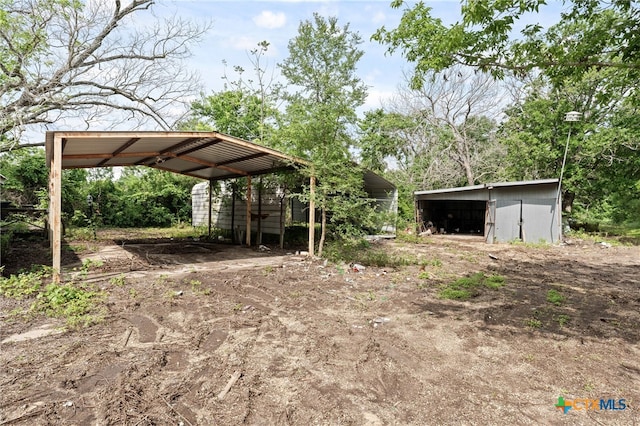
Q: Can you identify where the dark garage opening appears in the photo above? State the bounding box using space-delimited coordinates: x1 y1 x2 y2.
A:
418 200 486 234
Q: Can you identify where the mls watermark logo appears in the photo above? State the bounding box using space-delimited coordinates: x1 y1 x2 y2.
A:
555 396 627 414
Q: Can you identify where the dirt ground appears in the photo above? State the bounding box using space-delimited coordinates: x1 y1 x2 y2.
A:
1 231 639 425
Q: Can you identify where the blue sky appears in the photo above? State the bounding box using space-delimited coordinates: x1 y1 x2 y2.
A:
155 0 467 111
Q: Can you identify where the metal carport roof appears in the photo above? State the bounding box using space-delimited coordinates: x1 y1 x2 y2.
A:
45 131 308 180
45 131 312 280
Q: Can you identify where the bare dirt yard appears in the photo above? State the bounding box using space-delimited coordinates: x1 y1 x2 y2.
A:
1 231 639 425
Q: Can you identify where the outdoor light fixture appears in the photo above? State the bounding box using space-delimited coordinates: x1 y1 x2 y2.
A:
565 111 582 122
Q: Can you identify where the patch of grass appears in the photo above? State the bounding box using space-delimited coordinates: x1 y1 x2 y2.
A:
557 314 570 327
189 279 209 294
263 265 274 275
109 274 126 287
525 318 543 328
508 239 551 248
396 232 424 244
439 287 472 300
323 239 416 268
418 271 430 280
419 258 442 268
437 272 505 300
547 289 565 306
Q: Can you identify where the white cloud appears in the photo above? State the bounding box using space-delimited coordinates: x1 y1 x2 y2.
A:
229 36 263 51
253 10 287 29
371 11 386 25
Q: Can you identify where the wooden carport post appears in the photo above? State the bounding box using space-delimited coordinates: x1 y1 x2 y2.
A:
48 134 63 282
308 176 316 256
245 175 252 246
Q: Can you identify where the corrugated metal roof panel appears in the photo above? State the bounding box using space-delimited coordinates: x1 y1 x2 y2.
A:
414 179 559 196
48 131 307 181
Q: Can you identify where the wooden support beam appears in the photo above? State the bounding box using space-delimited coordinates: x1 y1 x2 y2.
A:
97 137 140 166
246 176 252 247
49 135 63 282
308 175 315 256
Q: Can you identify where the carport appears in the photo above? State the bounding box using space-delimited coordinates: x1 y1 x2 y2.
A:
45 131 312 281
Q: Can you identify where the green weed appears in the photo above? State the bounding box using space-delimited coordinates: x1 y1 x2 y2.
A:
0 267 51 299
110 274 126 287
31 282 105 327
525 318 543 328
419 258 442 268
418 271 430 280
557 314 570 327
547 289 565 306
437 272 505 300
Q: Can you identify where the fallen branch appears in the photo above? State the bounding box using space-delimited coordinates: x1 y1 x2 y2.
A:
123 328 133 347
217 370 242 401
160 395 193 426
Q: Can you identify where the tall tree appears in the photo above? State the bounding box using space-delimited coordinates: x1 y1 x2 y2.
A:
0 0 209 151
360 67 505 188
500 69 640 221
278 14 369 255
373 0 640 87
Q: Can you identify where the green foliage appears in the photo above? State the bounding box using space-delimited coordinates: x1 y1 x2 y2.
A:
0 266 50 298
547 289 565 306
0 148 48 206
438 272 505 300
109 274 126 287
190 90 275 141
31 283 104 326
374 1 640 86
278 14 373 253
525 318 543 329
323 239 414 267
0 265 102 326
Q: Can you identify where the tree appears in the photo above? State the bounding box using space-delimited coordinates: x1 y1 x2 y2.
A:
1 0 209 151
373 0 640 87
278 14 370 255
499 69 640 222
360 68 505 192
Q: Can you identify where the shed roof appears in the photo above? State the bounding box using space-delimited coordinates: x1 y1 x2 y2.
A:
414 179 559 196
45 131 308 181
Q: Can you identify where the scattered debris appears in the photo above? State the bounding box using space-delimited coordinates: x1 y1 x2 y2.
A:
175 290 184 296
598 242 612 248
258 244 271 252
63 401 74 408
371 317 391 327
488 254 499 260
218 370 242 401
351 263 366 273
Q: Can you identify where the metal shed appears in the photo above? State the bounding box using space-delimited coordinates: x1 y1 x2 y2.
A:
192 170 398 240
414 179 561 243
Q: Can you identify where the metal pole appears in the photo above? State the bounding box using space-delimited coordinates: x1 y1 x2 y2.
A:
556 127 572 211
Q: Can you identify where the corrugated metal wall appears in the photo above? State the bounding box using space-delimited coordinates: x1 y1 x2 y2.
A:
193 179 399 236
192 182 284 235
416 181 561 243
